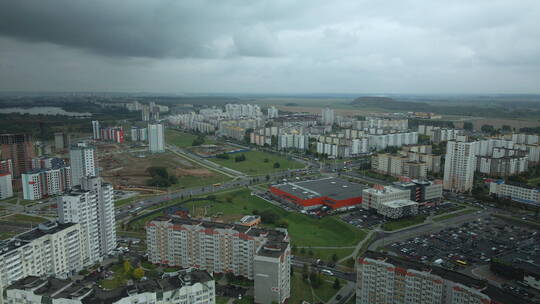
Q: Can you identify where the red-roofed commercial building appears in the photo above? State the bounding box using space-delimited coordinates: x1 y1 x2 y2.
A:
269 177 365 210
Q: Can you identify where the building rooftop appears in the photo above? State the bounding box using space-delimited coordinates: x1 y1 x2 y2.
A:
363 185 409 196
380 199 418 208
7 270 214 304
273 177 366 201
361 251 529 304
0 221 76 255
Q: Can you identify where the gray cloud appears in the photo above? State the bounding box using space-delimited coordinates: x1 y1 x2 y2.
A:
0 0 539 93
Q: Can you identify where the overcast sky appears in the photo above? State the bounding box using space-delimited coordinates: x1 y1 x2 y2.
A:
0 0 539 94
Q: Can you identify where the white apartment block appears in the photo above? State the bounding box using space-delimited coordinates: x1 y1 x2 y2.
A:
0 221 83 299
21 166 71 200
357 251 526 304
69 143 97 186
267 106 279 119
367 132 418 150
91 120 100 140
147 217 291 304
277 134 308 150
512 133 539 145
371 154 428 179
321 107 335 126
130 126 148 142
148 123 165 153
225 104 262 119
476 155 528 177
361 185 410 211
58 177 116 267
489 181 540 206
0 172 13 200
4 269 215 304
356 118 409 131
443 141 478 192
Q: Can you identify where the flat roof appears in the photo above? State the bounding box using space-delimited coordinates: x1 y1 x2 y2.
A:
273 177 366 201
0 221 76 254
363 185 409 196
381 199 418 208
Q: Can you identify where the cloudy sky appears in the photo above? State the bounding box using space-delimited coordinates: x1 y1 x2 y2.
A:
0 0 539 94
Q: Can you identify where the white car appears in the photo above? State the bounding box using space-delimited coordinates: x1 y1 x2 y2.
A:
321 269 334 276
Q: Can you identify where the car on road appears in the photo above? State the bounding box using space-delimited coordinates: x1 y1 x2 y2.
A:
321 269 334 276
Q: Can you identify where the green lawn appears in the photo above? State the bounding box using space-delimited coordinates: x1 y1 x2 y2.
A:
0 197 18 204
527 176 540 186
209 150 304 175
294 247 354 263
313 275 346 302
216 296 230 304
3 214 48 224
100 264 131 290
381 215 427 231
433 208 479 222
289 273 314 304
166 129 217 148
115 195 145 207
128 189 366 248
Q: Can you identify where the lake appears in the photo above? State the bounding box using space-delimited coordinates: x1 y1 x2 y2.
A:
0 106 92 117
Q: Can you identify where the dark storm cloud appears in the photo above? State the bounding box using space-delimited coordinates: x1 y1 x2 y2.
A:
0 0 288 58
0 0 539 93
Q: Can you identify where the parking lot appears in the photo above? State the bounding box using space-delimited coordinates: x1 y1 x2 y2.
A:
385 216 540 271
340 208 385 228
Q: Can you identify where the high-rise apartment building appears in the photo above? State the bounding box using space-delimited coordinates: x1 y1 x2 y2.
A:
53 132 70 151
58 176 116 266
0 134 35 177
0 172 13 200
69 143 97 186
267 106 279 119
321 107 335 126
147 217 290 304
91 120 100 140
0 221 83 299
443 140 478 192
148 123 165 153
356 251 528 304
21 165 71 200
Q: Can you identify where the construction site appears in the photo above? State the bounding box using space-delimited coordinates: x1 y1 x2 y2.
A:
98 144 223 193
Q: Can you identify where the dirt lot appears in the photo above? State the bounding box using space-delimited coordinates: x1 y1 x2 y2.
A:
100 150 217 188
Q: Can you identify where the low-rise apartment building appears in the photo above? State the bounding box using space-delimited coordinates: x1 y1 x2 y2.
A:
489 180 540 206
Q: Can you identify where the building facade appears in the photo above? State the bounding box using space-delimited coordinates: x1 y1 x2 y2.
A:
0 172 13 200
146 217 290 304
69 143 97 186
21 165 71 200
0 134 35 177
443 141 478 192
58 177 116 266
148 123 165 153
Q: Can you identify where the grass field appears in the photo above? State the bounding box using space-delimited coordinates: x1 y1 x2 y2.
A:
0 231 18 240
166 129 217 148
100 263 130 290
313 275 346 302
528 177 540 186
210 150 304 175
216 296 230 304
381 215 427 231
289 273 314 304
433 208 478 222
3 214 48 224
129 189 366 248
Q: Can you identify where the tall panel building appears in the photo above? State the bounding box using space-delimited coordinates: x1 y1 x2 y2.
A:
69 143 97 186
321 107 335 126
148 123 165 153
91 120 100 140
0 134 35 177
443 140 478 192
57 176 116 266
21 165 71 200
0 172 13 200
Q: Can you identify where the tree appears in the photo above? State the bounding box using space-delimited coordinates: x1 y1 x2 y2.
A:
133 267 145 279
463 122 474 131
481 124 495 134
309 272 321 288
332 253 338 262
216 153 230 159
168 175 178 184
123 260 133 275
265 174 270 181
308 249 314 257
225 196 233 204
302 264 309 281
259 210 279 224
292 245 297 254
502 125 512 132
300 247 306 255
235 154 246 162
273 162 281 168
264 158 269 163
333 278 341 289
